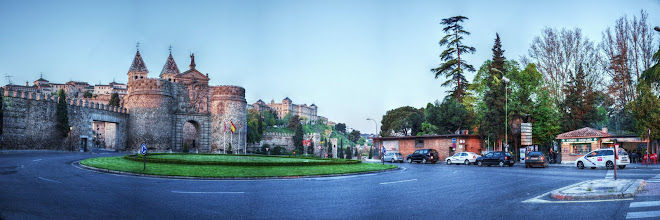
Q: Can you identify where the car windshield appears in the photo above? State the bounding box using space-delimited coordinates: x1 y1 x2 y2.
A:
618 149 628 155
395 153 402 156
528 152 542 156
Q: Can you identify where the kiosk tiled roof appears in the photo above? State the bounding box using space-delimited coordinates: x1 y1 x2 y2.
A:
556 127 611 139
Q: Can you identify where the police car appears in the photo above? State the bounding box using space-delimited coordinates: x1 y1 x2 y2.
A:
575 148 629 169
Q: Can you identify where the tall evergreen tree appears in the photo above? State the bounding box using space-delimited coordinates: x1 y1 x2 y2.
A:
108 93 120 107
483 33 507 148
56 89 70 138
561 64 599 131
431 15 476 103
0 90 3 135
346 146 352 159
257 113 263 135
338 140 344 159
293 122 304 153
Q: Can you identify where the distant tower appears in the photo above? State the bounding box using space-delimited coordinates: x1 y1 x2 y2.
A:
128 49 149 83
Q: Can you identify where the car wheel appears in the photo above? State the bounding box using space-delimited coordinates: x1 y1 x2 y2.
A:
618 165 626 169
464 160 470 165
478 161 483 167
508 164 513 167
591 167 596 169
606 161 614 170
446 159 451 165
391 159 395 163
422 158 427 164
408 158 412 163
499 161 505 167
577 161 584 169
525 164 529 168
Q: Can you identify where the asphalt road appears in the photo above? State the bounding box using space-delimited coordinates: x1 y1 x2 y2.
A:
1 151 660 219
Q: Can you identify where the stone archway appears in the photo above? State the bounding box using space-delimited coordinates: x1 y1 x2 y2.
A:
183 120 200 152
173 114 211 153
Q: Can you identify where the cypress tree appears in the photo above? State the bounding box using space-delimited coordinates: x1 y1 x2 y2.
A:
346 146 352 159
0 90 3 135
56 89 70 138
338 140 344 159
484 33 507 148
293 123 304 153
108 93 120 107
258 113 263 134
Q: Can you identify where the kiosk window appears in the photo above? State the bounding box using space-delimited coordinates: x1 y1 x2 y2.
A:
571 144 591 154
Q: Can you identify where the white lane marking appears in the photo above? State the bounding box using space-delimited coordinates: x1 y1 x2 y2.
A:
38 177 62 184
171 191 244 194
647 180 660 183
605 170 614 179
629 201 660 208
380 179 417 185
32 159 42 162
626 210 660 219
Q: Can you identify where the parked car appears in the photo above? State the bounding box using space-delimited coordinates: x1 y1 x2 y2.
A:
446 152 480 165
476 151 515 167
575 148 630 169
407 149 439 164
383 152 404 163
525 151 548 168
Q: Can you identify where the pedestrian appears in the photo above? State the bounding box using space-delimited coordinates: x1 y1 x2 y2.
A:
632 151 638 163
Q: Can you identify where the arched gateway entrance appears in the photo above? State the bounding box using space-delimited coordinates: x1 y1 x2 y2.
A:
173 114 211 152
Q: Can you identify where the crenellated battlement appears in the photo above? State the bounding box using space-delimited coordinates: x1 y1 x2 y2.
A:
127 78 172 97
210 85 246 102
3 90 128 114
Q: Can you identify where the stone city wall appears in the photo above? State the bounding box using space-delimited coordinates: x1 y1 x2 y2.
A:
1 90 128 150
210 85 247 153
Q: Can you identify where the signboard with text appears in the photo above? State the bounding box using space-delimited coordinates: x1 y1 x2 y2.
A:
521 123 533 146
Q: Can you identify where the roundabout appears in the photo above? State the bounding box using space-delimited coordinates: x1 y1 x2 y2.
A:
80 153 396 178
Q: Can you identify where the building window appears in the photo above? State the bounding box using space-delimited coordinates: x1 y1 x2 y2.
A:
134 76 138 79
415 140 424 148
571 144 591 155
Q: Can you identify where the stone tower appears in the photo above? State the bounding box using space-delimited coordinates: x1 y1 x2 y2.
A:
127 50 149 83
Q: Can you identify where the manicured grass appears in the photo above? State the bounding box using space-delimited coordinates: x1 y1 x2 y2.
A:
81 156 397 178
147 154 329 163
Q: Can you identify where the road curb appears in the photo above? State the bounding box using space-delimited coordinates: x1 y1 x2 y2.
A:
550 179 646 200
76 161 400 180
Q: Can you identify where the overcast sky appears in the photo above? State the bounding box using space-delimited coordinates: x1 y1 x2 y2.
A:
0 0 658 134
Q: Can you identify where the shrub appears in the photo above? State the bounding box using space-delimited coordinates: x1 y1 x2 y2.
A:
272 146 285 155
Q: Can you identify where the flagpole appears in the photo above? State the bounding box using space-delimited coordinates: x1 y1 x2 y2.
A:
245 122 248 154
223 121 227 154
239 125 242 155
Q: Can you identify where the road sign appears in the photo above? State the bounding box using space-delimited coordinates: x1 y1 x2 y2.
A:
452 138 456 143
141 143 147 155
382 147 386 154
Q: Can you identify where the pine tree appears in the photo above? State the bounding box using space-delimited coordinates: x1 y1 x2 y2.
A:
431 16 476 103
108 93 120 107
258 113 263 135
293 123 304 153
483 33 507 148
338 140 344 159
56 89 70 138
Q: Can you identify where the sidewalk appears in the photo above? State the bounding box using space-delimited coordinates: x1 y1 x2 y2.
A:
551 179 646 200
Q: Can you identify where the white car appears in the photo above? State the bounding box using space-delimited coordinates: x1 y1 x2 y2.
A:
575 148 630 169
446 152 480 165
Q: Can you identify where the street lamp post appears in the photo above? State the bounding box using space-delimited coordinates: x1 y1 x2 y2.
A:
503 76 509 152
367 118 378 159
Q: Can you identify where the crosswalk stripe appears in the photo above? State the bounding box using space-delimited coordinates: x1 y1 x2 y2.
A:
645 180 660 183
630 201 660 208
626 210 660 219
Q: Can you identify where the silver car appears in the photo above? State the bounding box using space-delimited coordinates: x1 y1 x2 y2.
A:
383 152 404 163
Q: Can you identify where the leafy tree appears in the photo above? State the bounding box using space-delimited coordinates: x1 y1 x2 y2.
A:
532 89 561 145
56 89 70 138
108 93 120 107
335 123 346 133
288 114 300 131
293 122 303 152
424 98 470 135
83 91 93 98
631 81 660 141
380 106 424 136
262 110 277 127
247 109 263 144
358 136 366 145
349 130 361 143
431 15 476 103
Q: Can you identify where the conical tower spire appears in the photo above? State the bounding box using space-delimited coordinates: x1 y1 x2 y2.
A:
160 53 180 77
128 50 149 73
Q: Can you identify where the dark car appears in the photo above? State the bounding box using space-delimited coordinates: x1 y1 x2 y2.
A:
476 151 515 167
525 151 549 168
407 149 439 164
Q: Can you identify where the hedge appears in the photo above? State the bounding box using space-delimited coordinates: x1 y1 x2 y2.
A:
123 153 361 166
